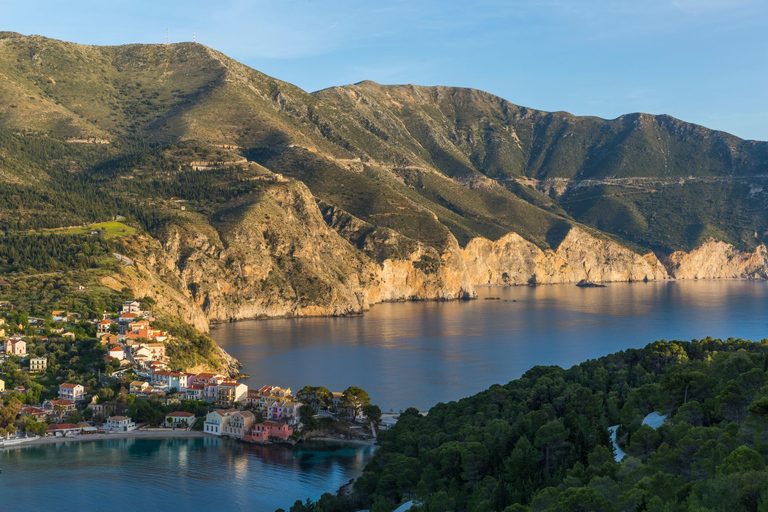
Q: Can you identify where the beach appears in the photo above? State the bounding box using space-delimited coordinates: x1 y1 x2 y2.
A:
2 429 207 449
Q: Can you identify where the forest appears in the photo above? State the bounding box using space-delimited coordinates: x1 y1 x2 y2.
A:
283 338 768 512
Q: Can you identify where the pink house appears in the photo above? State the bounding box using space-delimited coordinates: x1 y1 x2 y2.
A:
243 421 293 443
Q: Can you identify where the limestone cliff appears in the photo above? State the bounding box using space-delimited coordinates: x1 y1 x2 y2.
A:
664 240 768 279
463 227 668 285
105 180 768 334
109 180 475 331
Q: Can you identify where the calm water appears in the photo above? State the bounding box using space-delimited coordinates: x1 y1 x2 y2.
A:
0 437 375 511
212 281 768 411
6 280 768 510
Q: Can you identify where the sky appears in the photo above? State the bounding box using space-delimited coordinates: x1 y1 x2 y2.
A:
5 0 768 140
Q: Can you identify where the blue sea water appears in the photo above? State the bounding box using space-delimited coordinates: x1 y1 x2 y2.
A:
0 437 374 511
5 280 768 510
212 280 768 412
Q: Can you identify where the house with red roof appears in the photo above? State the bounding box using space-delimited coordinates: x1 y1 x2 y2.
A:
47 423 82 436
58 383 85 402
165 411 196 427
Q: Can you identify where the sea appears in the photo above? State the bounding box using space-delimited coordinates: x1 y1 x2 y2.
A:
4 280 768 510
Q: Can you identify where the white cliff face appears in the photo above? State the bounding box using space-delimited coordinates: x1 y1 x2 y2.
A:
664 240 768 280
463 227 668 285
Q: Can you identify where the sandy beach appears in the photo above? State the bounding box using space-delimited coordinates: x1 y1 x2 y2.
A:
2 429 207 449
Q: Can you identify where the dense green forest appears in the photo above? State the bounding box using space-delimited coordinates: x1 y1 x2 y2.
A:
284 338 768 512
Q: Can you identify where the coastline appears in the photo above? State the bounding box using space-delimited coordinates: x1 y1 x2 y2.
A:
1 429 207 449
1 430 377 451
207 278 768 328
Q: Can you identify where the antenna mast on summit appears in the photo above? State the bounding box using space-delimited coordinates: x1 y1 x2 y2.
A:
193 30 196 43
166 29 169 45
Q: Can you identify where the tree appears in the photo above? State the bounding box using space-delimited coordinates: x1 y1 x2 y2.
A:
718 446 765 475
341 386 370 422
297 386 333 412
299 405 318 431
362 404 382 428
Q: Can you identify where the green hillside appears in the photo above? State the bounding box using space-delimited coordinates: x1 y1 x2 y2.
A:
288 338 768 512
0 31 767 266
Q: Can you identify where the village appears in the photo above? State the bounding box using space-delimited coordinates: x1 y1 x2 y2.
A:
0 300 384 447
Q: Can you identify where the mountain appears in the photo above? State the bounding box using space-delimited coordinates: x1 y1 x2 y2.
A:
1 32 768 329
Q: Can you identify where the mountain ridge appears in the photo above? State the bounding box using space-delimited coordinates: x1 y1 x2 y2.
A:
1 33 768 330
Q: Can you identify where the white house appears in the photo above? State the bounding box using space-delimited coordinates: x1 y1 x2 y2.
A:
108 346 125 361
58 383 85 402
203 409 237 436
150 371 189 391
97 319 116 335
121 300 142 314
105 416 136 432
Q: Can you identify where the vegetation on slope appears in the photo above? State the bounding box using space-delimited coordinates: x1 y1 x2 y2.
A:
287 338 768 512
2 33 768 256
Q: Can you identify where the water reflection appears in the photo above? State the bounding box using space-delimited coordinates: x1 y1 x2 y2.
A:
212 281 768 411
0 438 375 511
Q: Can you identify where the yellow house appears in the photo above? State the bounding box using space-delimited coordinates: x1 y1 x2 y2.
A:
0 378 5 393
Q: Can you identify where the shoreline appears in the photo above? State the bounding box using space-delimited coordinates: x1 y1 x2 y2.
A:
207 279 766 328
1 429 207 449
1 430 378 451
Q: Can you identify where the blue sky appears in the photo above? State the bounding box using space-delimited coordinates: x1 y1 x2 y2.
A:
6 0 768 140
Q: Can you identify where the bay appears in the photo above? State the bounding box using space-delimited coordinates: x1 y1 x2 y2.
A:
6 280 768 511
0 437 375 511
212 280 768 412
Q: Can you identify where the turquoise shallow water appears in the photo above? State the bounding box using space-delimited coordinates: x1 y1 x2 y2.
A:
212 280 768 411
0 438 375 511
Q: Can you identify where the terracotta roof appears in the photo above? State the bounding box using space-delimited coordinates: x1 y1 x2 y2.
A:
50 399 75 406
167 411 195 418
21 406 46 414
59 383 80 389
47 423 80 430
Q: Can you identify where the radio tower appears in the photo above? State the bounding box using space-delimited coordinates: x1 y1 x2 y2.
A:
193 30 196 43
165 29 169 45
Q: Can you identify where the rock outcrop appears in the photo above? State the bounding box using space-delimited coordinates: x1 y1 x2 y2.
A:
106 181 768 333
109 180 475 331
664 240 768 279
463 228 668 285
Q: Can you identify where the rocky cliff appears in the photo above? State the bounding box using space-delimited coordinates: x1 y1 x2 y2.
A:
106 182 768 333
106 180 476 331
664 240 768 280
463 227 668 285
